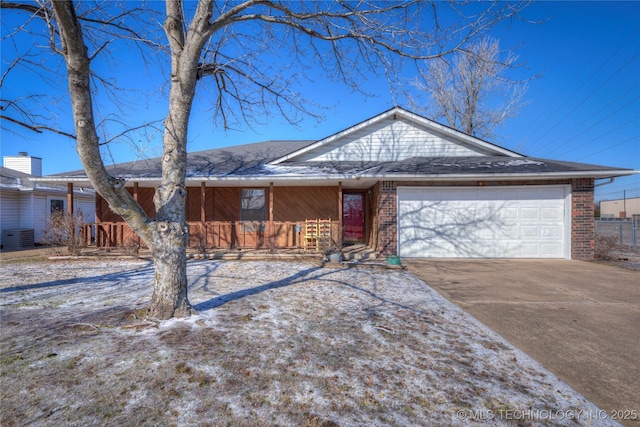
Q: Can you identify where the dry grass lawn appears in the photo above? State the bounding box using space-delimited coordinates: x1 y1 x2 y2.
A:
0 259 612 426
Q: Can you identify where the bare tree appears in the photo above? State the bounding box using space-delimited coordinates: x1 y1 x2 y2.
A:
411 36 529 140
1 1 529 319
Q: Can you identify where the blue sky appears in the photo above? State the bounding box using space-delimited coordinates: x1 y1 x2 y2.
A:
1 1 638 202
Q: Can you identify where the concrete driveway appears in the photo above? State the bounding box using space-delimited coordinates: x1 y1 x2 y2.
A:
405 259 640 426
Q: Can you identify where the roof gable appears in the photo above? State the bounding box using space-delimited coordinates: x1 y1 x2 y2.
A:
271 107 521 164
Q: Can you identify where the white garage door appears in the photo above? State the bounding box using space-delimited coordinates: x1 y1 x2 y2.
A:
397 186 570 258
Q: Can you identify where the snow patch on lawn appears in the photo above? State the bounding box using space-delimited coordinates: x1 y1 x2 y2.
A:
0 259 618 426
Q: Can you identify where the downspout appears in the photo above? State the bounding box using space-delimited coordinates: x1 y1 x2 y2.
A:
594 177 615 188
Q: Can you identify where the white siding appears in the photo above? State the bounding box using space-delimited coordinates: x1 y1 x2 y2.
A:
18 194 33 228
297 118 487 162
76 198 96 223
33 195 49 244
1 189 95 245
1 192 21 246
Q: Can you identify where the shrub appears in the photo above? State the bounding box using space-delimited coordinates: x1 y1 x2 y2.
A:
123 236 141 255
190 228 208 255
595 234 618 259
42 210 87 255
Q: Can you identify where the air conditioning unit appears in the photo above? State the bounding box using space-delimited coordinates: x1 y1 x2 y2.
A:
2 229 35 250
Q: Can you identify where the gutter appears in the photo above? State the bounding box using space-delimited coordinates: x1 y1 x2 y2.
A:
31 169 638 186
357 170 638 181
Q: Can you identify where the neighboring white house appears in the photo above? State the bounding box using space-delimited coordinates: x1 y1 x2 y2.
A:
1 153 95 249
600 196 640 219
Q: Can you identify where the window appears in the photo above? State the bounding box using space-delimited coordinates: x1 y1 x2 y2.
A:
240 189 266 222
50 199 64 214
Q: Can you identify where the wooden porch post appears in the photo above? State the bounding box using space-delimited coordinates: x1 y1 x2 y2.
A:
133 182 139 202
338 182 343 246
67 183 74 215
67 182 75 245
96 194 102 247
200 182 206 223
201 182 207 248
269 182 274 250
133 182 140 245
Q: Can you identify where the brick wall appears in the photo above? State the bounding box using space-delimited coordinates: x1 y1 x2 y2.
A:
571 178 595 260
377 181 398 256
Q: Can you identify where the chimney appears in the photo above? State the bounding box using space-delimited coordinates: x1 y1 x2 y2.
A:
3 153 43 177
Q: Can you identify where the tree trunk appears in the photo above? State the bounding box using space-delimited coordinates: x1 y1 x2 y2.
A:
141 0 215 319
147 221 193 319
52 0 197 320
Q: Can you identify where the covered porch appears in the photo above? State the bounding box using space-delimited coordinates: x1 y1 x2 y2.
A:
66 179 382 254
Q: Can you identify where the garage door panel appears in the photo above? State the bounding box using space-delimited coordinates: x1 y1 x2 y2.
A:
500 207 519 220
541 225 562 239
519 243 540 257
476 227 496 239
541 243 563 256
520 225 539 239
398 186 568 259
399 225 436 241
520 207 540 220
541 207 563 220
500 225 520 239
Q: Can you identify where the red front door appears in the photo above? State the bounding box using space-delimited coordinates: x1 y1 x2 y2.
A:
343 193 365 243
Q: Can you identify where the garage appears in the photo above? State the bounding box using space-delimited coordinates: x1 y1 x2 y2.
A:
397 186 571 258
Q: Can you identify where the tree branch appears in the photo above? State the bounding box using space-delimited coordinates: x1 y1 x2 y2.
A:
0 1 46 17
0 114 76 138
99 119 164 146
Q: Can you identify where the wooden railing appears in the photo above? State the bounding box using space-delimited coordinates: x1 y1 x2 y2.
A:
81 223 137 248
84 220 338 250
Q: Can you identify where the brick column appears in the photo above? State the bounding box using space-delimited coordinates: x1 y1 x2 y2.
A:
571 178 595 260
377 181 398 256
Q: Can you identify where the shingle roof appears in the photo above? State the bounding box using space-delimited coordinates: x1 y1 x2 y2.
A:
53 140 315 178
268 156 631 177
0 166 35 189
50 138 632 180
